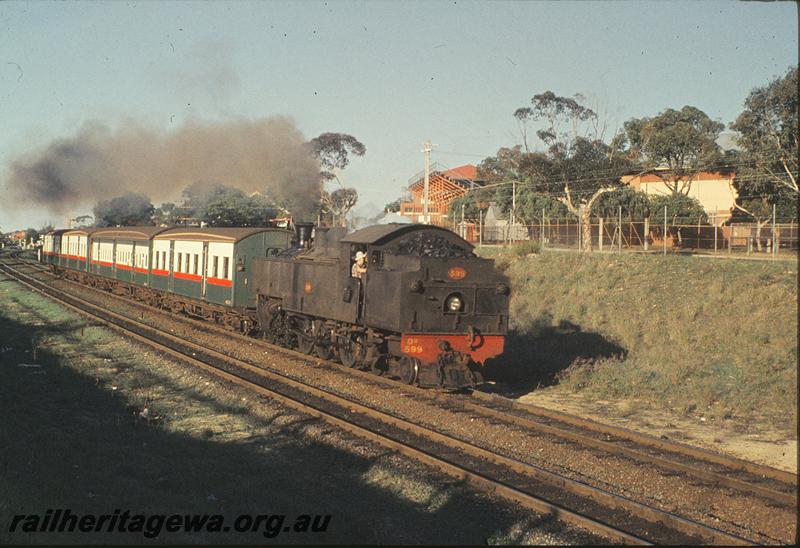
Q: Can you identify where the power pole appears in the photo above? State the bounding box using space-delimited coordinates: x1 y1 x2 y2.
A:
422 140 433 224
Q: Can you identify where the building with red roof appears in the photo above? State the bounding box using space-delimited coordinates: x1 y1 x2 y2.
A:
399 163 483 226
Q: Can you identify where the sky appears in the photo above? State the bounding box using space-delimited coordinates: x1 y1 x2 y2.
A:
0 0 797 230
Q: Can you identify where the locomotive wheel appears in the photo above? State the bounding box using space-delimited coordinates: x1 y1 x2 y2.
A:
395 356 419 385
313 320 334 360
338 333 366 368
296 319 315 355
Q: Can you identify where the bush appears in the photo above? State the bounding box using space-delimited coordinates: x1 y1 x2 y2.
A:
510 240 541 257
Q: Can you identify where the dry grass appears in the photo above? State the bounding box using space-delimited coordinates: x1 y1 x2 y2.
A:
482 248 798 435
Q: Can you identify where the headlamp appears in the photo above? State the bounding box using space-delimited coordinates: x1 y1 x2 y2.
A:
446 294 463 312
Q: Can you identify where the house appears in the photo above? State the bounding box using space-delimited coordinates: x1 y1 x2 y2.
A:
9 230 27 243
622 168 737 226
399 163 483 226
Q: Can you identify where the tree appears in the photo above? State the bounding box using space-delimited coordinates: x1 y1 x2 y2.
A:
153 202 177 226
384 199 402 213
593 187 651 220
648 193 708 225
307 133 366 184
623 106 724 195
728 67 798 250
516 192 569 222
308 133 365 225
448 188 495 222
93 193 154 227
730 66 798 197
518 91 636 250
24 227 40 245
320 188 358 227
203 191 279 227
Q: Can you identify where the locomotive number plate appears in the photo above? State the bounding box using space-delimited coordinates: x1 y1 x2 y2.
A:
402 337 424 354
447 267 467 280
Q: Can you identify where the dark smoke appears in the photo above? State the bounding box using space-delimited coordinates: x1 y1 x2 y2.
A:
4 117 322 219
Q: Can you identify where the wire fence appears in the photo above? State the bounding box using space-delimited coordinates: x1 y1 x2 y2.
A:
453 213 798 259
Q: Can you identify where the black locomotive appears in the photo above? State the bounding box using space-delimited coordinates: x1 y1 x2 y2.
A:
253 223 510 388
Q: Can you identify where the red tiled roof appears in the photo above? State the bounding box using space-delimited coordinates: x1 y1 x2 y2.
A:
442 164 477 180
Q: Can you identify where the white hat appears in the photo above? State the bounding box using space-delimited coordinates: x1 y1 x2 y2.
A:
355 251 366 260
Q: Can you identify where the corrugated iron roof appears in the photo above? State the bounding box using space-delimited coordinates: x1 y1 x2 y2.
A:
90 226 172 241
154 226 289 243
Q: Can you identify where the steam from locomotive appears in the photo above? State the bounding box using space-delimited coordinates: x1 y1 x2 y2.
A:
4 116 321 218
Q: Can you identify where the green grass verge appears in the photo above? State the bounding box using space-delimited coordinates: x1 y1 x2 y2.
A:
481 247 798 435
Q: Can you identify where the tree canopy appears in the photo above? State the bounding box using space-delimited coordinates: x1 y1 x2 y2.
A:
730 66 797 196
93 193 155 227
729 66 798 223
320 187 359 227
308 133 366 182
623 106 724 195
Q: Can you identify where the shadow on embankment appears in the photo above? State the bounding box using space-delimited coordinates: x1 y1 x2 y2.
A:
482 319 627 399
0 294 592 545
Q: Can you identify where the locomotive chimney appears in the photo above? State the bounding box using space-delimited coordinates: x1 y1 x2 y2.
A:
294 222 314 248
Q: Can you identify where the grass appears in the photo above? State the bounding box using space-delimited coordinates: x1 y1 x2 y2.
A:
480 247 798 435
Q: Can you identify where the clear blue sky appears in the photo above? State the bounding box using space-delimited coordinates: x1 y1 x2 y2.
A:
0 0 796 229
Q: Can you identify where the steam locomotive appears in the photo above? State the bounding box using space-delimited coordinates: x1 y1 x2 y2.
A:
42 223 510 388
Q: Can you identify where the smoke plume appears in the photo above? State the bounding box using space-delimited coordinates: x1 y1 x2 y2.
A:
4 116 322 219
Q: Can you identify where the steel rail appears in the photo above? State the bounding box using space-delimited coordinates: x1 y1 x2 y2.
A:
12 255 798 507
0 261 759 545
471 390 798 487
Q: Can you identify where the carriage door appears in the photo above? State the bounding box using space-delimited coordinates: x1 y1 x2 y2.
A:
201 242 209 299
168 241 175 293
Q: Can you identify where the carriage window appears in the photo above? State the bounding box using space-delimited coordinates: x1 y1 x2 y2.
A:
212 256 219 278
222 257 229 280
193 254 199 275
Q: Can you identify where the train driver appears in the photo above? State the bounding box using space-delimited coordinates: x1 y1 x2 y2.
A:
351 250 368 279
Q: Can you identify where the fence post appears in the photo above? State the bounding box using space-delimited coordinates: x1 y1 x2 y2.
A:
618 206 622 253
772 204 776 258
713 213 717 254
598 217 603 251
478 209 483 248
728 224 732 254
663 205 667 256
644 216 649 251
541 208 545 249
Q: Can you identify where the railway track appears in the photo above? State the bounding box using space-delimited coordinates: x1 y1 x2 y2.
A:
14 255 797 501
2 256 795 544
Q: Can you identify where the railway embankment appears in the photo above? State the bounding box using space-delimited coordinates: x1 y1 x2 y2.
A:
482 246 797 467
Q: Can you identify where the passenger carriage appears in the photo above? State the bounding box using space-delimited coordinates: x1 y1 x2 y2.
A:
88 227 169 282
152 227 293 308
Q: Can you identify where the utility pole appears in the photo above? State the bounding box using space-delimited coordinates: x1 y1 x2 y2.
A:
422 140 433 224
461 202 465 238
